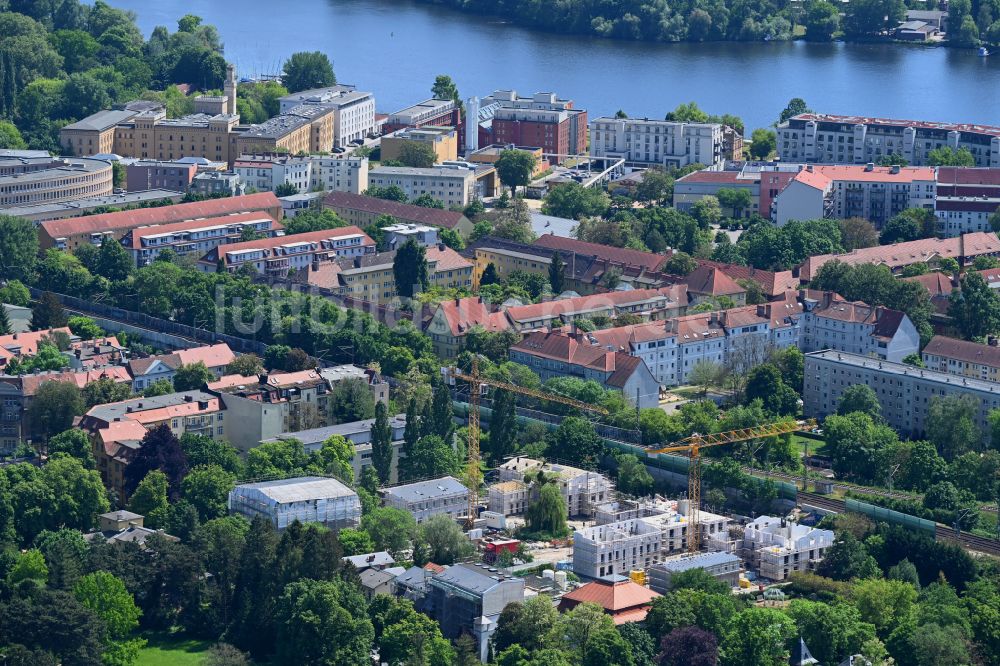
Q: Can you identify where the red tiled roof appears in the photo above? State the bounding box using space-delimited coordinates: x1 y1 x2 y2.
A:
559 578 660 620
923 335 1000 368
324 191 468 230
936 167 1000 186
437 297 511 336
206 374 258 391
812 164 934 184
798 232 1000 281
697 260 797 297
511 330 644 385
18 366 131 396
40 192 282 239
792 169 832 190
0 327 73 358
427 244 473 272
265 369 324 388
685 265 746 297
125 212 281 249
534 234 667 272
901 271 955 297
504 286 687 324
174 343 236 370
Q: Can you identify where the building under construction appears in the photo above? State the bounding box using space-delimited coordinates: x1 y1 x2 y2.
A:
738 515 834 581
490 457 614 518
572 500 729 579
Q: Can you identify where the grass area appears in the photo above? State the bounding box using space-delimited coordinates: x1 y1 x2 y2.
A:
790 434 829 458
137 631 213 666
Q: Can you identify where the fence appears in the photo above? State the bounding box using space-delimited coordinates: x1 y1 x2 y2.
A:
30 288 268 355
845 497 937 537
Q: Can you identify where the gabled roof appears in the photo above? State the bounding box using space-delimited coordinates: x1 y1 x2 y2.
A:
696 260 798 297
123 212 281 249
324 191 469 230
206 226 373 266
173 343 236 370
0 327 73 358
504 286 686 325
511 330 646 386
18 366 130 396
901 271 955 297
923 335 1000 369
685 265 746 297
435 297 511 336
533 234 667 272
40 192 281 239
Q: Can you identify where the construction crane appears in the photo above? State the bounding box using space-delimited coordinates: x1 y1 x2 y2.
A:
450 356 609 526
647 419 818 552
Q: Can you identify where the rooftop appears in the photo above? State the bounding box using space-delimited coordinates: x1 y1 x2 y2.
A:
430 563 519 595
324 191 468 230
235 476 357 502
85 390 221 424
265 414 406 446
369 165 474 178
240 104 333 140
806 350 1000 394
559 577 661 622
382 476 468 503
62 109 140 132
786 112 1000 138
653 551 740 573
923 335 1000 368
533 233 668 272
0 189 183 220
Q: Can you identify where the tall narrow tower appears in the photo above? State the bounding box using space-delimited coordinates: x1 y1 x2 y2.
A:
224 63 237 115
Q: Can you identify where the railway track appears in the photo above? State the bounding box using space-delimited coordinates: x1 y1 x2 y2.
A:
797 492 1000 557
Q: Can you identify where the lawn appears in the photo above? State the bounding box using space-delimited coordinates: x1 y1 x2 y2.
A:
790 434 828 459
137 631 213 666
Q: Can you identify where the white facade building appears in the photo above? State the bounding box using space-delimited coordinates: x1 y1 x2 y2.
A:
739 516 834 581
572 500 729 579
228 476 361 529
496 457 614 518
235 155 368 195
368 165 477 207
589 117 724 168
277 85 377 147
381 476 469 523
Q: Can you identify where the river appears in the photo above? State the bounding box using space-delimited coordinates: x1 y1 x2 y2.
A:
107 0 1000 132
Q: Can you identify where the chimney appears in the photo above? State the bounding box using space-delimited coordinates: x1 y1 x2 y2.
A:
353 257 362 269
198 400 209 409
990 336 999 347
865 162 875 172
890 164 901 174
311 257 320 272
806 165 813 172
822 291 832 309
184 395 193 402
438 242 446 251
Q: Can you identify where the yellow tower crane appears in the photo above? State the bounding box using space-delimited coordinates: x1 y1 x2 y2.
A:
451 356 609 526
647 419 817 552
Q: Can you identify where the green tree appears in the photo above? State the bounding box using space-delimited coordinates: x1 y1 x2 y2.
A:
748 128 776 160
658 626 719 666
824 412 898 483
851 577 918 635
380 607 455 666
837 384 881 418
803 2 840 41
0 279 31 306
926 393 980 460
8 548 48 586
417 514 474 565
74 571 144 666
330 377 376 424
400 434 459 481
582 629 635 666
96 236 133 282
68 315 104 340
843 0 906 38
525 476 569 538
716 188 753 219
495 149 538 197
366 184 409 202
371 401 393 484
927 145 977 166
542 182 611 220
0 119 26 149
690 196 722 228
82 376 132 409
557 602 617 660
880 214 922 245
616 454 654 496
494 596 561 654
398 140 438 168
226 354 264 377
787 599 876 666
281 51 335 93
548 252 566 293
0 304 16 335
274 578 374 666
30 291 67 331
817 532 880 581
745 364 798 416
48 429 95 468
393 238 429 299
172 361 214 391
142 379 175 397
182 464 237 522
950 271 1000 339
838 217 880 251
431 74 460 104
28 380 83 442
663 252 698 276
635 168 673 205
547 416 604 466
128 470 170 528
719 607 797 666
487 387 518 464
361 506 416 558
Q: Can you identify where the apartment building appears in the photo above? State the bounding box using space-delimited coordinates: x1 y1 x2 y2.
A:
277 85 377 146
739 516 834 581
127 343 236 392
381 126 458 164
0 156 113 207
381 476 469 523
81 391 226 499
37 192 283 251
121 212 281 266
648 552 742 593
229 477 361 530
367 165 477 208
125 160 198 192
503 286 688 332
384 99 461 134
695 261 798 300
798 231 1000 281
803 350 1000 445
934 167 1000 236
295 243 473 300
589 117 724 168
798 291 920 362
199 226 374 274
427 564 524 662
424 296 512 359
572 501 729 579
510 331 660 408
262 413 407 483
482 90 587 157
324 191 474 238
492 457 614 517
772 164 936 227
922 335 1000 382
674 168 762 216
58 100 162 156
777 113 1000 167
235 154 369 195
685 265 747 306
237 104 336 156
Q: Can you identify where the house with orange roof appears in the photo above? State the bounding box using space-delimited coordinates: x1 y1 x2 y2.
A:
695 260 798 300
39 192 283 251
509 330 659 408
199 226 375 275
503 285 687 333
684 265 747 306
557 575 661 624
80 390 227 499
424 296 512 358
121 211 283 266
127 343 236 392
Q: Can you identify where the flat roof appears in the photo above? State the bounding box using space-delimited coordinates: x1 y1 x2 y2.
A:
62 109 138 132
0 157 112 186
806 350 1000 393
266 414 406 445
370 166 473 178
654 552 740 572
383 476 468 502
235 476 357 502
